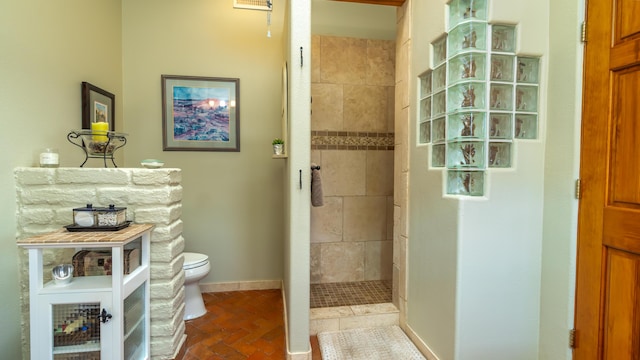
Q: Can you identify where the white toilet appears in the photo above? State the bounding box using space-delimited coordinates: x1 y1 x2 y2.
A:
182 252 211 320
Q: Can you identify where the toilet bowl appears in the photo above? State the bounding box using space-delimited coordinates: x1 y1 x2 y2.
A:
183 252 211 320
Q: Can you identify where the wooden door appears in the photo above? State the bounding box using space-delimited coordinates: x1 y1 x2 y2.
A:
574 0 640 358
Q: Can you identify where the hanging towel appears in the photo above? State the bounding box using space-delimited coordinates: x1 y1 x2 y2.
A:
311 163 324 207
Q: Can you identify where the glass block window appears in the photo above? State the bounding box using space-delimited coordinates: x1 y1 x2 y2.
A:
417 0 541 196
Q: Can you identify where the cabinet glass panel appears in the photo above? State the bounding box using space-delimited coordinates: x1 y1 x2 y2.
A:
124 284 146 360
52 303 101 358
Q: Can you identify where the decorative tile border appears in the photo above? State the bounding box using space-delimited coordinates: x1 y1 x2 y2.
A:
311 131 395 150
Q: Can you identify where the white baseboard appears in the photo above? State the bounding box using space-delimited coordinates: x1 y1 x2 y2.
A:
199 280 282 293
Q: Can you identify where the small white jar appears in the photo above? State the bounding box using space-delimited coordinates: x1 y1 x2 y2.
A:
39 148 59 168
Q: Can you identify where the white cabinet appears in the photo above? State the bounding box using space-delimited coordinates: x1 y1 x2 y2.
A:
18 224 153 360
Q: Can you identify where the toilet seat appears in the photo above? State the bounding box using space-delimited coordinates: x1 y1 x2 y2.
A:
183 252 209 270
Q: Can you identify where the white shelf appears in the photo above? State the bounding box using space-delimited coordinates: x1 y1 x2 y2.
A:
42 275 111 294
53 342 100 354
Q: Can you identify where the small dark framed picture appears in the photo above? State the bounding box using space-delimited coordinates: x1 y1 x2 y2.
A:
161 75 240 152
81 82 115 131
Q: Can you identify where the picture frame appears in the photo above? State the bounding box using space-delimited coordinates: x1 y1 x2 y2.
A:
81 82 115 131
161 75 240 152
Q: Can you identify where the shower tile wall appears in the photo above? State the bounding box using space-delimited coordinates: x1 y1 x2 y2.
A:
310 35 395 284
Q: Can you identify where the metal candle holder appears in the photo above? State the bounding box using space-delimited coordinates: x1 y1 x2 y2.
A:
67 130 127 168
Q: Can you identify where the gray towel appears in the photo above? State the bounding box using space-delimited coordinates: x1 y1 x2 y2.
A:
311 164 324 207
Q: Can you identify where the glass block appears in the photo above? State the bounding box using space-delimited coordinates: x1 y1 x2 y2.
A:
449 0 488 30
449 53 486 84
489 83 513 111
491 24 516 53
419 121 431 144
420 97 432 121
448 82 485 112
488 142 512 167
515 113 538 139
432 144 446 167
517 56 540 84
447 170 484 196
433 64 447 93
447 141 485 169
515 85 538 112
433 117 446 143
420 71 433 97
490 54 515 81
448 112 485 140
448 21 487 57
433 91 447 117
432 35 448 66
489 113 513 139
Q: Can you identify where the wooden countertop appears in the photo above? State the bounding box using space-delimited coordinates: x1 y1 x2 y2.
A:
17 223 154 248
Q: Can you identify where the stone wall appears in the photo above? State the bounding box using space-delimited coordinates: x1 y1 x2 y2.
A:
14 167 185 360
310 35 396 284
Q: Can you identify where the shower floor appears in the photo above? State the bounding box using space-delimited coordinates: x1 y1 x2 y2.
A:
310 280 392 308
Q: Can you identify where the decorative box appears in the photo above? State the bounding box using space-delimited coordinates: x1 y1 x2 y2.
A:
72 249 140 276
72 204 127 228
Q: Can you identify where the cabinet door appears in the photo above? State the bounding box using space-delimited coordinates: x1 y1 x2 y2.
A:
37 292 114 360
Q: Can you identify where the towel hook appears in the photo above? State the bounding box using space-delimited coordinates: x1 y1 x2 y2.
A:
311 165 321 170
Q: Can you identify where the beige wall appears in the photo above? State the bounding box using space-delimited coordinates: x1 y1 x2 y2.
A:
0 1 123 357
310 35 395 285
122 0 286 285
405 0 582 359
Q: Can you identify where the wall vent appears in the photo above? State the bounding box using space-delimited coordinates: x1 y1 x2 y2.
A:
234 0 271 11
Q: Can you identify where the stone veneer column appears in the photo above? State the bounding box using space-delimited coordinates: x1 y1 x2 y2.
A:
14 167 186 360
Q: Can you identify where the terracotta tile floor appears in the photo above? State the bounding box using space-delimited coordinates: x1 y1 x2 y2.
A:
179 289 322 360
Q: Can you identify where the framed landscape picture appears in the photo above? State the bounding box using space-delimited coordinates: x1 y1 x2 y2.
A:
81 82 115 131
161 75 240 151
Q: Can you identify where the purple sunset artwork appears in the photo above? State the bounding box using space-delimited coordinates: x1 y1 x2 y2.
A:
172 86 230 142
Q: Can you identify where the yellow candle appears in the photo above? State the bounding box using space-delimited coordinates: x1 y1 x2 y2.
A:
91 122 109 142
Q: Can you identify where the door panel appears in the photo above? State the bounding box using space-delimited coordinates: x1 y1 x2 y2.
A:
615 0 640 41
609 67 640 206
602 249 640 359
575 0 640 358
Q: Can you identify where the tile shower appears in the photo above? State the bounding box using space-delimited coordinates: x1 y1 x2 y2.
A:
310 35 395 308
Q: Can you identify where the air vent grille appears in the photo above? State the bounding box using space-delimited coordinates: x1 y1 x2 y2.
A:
234 0 271 11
